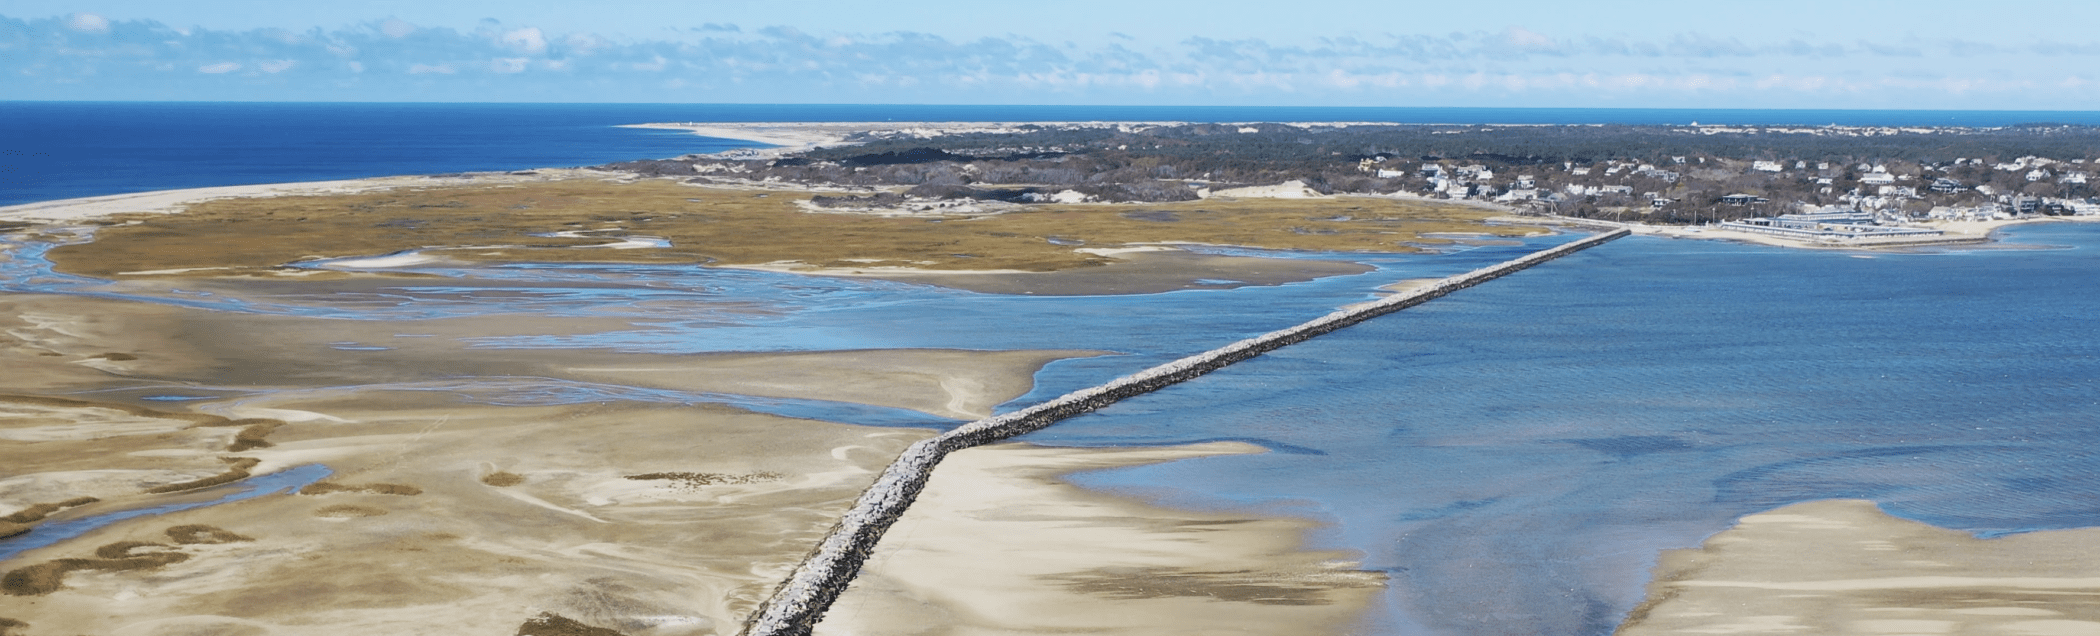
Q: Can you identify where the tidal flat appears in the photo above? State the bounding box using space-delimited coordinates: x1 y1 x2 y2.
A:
0 180 1525 635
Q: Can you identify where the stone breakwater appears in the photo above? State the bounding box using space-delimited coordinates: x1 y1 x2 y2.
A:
739 229 1632 636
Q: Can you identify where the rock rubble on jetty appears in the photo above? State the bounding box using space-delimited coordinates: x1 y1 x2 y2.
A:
740 229 1631 636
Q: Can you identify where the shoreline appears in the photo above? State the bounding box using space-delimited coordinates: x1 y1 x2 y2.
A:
622 121 1415 159
0 168 621 225
818 442 1386 636
9 177 1515 296
1507 213 2100 251
1619 499 2100 635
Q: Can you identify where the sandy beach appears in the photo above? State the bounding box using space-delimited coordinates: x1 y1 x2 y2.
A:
0 169 625 226
817 442 1386 636
1619 500 2100 636
1594 215 2100 250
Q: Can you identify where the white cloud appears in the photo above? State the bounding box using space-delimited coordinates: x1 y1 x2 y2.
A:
501 27 546 54
12 13 2100 108
379 18 416 39
1503 27 1556 51
66 12 108 33
631 55 668 72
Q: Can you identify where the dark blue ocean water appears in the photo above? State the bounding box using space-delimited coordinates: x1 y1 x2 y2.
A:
9 101 2100 206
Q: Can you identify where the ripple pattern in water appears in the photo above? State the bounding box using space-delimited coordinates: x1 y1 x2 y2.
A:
1024 224 2100 636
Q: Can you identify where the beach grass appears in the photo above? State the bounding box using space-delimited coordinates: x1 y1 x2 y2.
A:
48 179 1543 278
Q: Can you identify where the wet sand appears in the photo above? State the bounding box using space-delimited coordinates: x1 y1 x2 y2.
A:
0 293 1092 421
0 289 1112 635
0 247 1375 634
1618 500 2100 636
0 175 1516 635
0 299 1374 636
818 443 1386 636
5 391 930 636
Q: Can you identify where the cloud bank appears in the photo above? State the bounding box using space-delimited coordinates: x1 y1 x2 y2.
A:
4 13 2095 108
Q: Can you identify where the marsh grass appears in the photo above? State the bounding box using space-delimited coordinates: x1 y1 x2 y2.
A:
516 612 627 636
144 457 261 494
1 538 197 597
299 482 423 496
219 419 285 452
165 524 251 544
49 180 1541 278
311 504 386 518
1 497 98 525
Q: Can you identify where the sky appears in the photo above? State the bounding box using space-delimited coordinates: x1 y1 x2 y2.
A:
7 0 2100 109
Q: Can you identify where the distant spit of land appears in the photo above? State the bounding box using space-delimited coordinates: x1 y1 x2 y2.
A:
5 120 2100 636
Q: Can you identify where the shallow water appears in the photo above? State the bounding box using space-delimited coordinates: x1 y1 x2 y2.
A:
1025 224 2100 635
7 222 2098 635
0 464 331 562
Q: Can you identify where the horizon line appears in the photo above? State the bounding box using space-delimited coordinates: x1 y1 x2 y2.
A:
6 100 2100 114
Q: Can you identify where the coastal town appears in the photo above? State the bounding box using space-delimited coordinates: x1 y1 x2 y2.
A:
1388 152 2098 246
611 121 2100 248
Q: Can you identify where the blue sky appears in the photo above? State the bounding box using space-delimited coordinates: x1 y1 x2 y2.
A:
7 1 2100 108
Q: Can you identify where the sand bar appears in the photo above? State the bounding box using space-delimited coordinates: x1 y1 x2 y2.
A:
818 442 1385 636
1619 499 2100 636
0 169 617 225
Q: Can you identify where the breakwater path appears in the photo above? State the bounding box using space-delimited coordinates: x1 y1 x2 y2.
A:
740 228 1631 636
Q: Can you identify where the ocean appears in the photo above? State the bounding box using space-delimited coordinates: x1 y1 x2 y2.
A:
10 101 2100 207
5 102 2099 635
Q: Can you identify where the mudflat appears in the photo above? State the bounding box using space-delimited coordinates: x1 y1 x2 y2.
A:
1 176 1485 634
